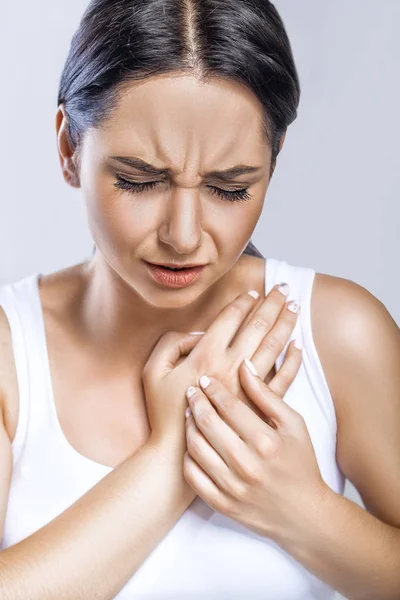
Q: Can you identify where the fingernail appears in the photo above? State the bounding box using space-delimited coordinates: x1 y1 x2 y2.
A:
199 375 211 389
295 337 303 350
244 358 259 377
186 386 197 399
277 282 290 297
287 300 300 313
185 407 192 419
189 331 206 335
247 290 260 299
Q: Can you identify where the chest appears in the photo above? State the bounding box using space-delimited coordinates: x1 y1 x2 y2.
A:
5 344 151 469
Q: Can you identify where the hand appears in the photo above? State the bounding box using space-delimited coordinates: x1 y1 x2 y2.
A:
143 284 298 461
183 350 327 543
184 284 301 424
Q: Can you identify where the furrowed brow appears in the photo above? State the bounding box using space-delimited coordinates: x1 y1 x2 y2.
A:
108 156 263 181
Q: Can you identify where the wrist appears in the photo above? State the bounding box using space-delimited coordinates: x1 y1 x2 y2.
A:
147 434 198 505
146 433 189 474
274 482 334 552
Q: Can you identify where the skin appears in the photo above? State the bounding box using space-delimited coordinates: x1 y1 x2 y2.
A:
58 73 282 364
0 72 399 598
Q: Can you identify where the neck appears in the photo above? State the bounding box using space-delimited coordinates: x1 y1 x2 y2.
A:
76 255 240 370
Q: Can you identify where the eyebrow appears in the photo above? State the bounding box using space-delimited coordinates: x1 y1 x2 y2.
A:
108 156 263 181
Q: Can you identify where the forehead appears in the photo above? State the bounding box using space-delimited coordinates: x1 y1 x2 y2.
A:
95 74 269 166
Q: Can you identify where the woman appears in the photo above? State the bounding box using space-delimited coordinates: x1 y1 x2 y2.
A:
0 0 399 598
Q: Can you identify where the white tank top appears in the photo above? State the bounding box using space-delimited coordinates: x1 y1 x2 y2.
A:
0 257 345 599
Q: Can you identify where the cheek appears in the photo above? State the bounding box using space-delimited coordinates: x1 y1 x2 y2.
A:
220 202 263 244
83 174 157 247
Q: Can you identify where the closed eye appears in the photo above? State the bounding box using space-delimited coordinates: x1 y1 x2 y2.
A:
113 175 252 203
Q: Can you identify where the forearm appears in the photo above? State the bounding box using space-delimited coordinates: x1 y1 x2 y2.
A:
0 440 194 600
276 485 400 600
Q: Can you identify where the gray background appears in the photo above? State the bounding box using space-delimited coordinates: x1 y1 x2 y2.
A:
1 2 399 598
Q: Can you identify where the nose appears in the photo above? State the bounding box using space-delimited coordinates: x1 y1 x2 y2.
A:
158 187 203 254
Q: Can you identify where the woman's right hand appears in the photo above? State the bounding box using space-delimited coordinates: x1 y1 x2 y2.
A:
143 283 301 460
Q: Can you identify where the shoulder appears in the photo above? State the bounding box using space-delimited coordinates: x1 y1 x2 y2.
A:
311 272 399 394
225 254 267 298
0 263 87 440
310 272 400 525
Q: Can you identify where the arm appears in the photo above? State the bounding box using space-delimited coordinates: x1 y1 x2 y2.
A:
275 274 400 600
0 418 193 600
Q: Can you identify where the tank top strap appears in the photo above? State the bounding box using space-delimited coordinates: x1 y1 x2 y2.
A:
0 275 37 466
265 257 337 439
0 273 52 467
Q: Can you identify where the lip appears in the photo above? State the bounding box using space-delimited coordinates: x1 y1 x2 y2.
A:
144 261 206 288
147 261 207 268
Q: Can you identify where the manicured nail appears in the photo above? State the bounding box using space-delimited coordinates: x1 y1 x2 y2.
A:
295 337 303 350
287 300 300 313
199 375 211 389
189 331 206 335
244 358 259 377
277 282 290 297
186 386 197 399
247 290 260 299
185 407 192 419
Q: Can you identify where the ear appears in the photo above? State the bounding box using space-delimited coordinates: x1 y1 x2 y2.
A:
55 104 81 188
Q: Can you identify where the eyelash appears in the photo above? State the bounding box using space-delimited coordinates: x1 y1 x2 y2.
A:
113 175 252 203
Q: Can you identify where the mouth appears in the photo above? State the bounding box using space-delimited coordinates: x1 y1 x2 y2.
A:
144 261 207 288
146 261 206 270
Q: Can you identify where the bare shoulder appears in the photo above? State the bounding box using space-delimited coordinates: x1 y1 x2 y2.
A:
311 272 400 526
0 262 87 443
311 271 400 410
311 273 399 388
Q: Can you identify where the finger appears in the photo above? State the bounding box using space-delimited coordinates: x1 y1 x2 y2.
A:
238 359 300 429
143 331 204 379
185 414 235 496
268 339 303 397
229 283 291 359
196 375 273 447
183 451 230 515
186 385 254 477
189 290 260 355
250 300 300 381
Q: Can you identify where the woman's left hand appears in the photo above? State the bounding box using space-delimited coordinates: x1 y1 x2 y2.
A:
183 343 328 543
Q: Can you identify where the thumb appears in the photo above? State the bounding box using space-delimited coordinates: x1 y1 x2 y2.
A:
144 331 205 377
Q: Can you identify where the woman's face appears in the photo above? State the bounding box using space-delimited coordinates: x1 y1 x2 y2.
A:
63 74 276 309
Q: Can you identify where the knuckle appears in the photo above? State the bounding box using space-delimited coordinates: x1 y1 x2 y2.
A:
229 481 248 502
211 493 231 516
253 433 275 456
164 330 180 342
261 334 280 353
225 500 241 520
243 464 262 485
225 302 248 322
186 434 201 457
276 366 293 388
188 351 209 373
251 316 272 332
294 411 306 428
256 433 281 457
213 389 233 411
183 454 195 481
196 409 213 428
238 459 261 484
